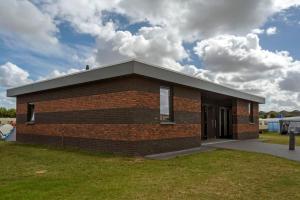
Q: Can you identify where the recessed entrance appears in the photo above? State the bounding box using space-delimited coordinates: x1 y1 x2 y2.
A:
201 90 234 140
202 105 233 140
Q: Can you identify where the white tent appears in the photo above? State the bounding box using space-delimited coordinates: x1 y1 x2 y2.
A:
0 124 14 139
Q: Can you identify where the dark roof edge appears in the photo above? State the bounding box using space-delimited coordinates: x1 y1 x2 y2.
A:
7 59 265 104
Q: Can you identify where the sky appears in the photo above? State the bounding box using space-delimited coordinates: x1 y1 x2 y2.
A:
0 0 300 111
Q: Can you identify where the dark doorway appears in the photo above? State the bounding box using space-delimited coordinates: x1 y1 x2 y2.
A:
218 107 233 139
202 105 217 140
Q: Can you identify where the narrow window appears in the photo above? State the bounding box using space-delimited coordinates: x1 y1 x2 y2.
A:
160 86 173 122
27 103 35 122
248 102 254 123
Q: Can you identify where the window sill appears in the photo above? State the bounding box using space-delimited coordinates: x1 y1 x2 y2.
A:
160 121 176 125
26 121 35 125
249 122 255 125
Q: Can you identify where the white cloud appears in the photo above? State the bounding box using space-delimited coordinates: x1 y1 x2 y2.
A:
252 28 265 34
38 68 82 81
266 27 278 35
0 91 15 108
0 0 58 46
94 26 188 70
194 33 291 73
42 0 119 37
118 0 277 39
0 62 32 88
39 0 299 67
38 0 300 70
273 0 300 10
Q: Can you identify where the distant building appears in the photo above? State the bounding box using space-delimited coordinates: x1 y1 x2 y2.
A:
259 116 300 134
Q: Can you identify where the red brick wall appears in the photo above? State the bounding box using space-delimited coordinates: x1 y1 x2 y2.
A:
232 99 259 139
16 75 202 155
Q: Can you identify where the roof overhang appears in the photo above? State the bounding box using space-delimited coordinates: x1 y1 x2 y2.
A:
7 59 265 104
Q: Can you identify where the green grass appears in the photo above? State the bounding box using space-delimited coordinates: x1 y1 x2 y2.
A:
259 132 300 146
1 141 300 200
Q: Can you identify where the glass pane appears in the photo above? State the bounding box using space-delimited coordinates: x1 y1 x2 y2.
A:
160 87 171 121
28 104 35 122
31 110 35 122
248 103 251 114
160 88 170 115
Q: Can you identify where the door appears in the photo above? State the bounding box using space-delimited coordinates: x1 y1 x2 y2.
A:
219 107 233 138
202 105 217 139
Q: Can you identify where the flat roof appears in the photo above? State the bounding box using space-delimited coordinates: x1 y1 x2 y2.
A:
7 59 265 103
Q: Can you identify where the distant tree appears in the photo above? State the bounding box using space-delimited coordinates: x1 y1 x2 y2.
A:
259 114 267 119
285 114 293 118
0 107 16 118
269 113 277 118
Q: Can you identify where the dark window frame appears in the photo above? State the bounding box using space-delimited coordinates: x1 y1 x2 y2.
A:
27 103 35 122
248 102 254 123
160 86 174 122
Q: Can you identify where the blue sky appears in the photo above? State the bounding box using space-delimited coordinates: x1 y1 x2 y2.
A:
0 0 300 111
259 7 300 59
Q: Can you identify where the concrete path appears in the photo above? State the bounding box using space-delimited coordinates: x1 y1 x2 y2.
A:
145 146 215 160
146 139 300 162
205 139 300 162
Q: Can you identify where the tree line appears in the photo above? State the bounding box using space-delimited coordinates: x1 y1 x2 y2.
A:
0 107 16 118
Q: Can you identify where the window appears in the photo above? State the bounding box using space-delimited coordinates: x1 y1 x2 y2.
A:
160 86 173 122
27 103 35 122
248 102 254 123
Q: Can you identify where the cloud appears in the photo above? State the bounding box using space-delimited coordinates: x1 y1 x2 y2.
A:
38 68 82 81
0 0 58 46
94 26 188 70
279 70 300 92
194 33 291 74
273 0 300 10
0 62 32 88
118 0 278 39
252 28 265 34
38 0 300 70
0 91 15 108
266 27 278 35
251 27 278 36
42 0 118 37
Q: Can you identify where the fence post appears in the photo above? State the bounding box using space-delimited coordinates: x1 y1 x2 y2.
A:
289 132 295 150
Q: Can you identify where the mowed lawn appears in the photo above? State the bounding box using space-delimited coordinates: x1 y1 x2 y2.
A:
1 141 300 200
260 132 300 146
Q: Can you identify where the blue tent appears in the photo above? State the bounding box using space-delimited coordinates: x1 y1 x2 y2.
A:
268 120 280 132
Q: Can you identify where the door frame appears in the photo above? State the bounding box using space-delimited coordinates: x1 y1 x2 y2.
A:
218 106 233 139
201 104 217 140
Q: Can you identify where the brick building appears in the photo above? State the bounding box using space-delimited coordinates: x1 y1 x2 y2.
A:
7 60 265 155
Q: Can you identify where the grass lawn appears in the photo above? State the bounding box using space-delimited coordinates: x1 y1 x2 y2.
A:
1 141 300 200
259 132 300 146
